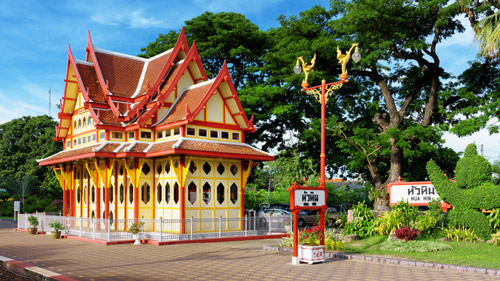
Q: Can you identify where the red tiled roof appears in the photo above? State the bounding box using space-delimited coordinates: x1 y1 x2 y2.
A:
96 110 122 126
76 63 105 103
95 51 144 98
139 52 173 96
156 82 214 126
39 139 273 166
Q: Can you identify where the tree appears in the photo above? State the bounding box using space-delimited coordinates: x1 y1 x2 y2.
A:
449 1 500 59
0 115 62 197
139 12 268 89
249 1 464 210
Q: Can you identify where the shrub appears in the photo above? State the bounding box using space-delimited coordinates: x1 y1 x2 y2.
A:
49 221 64 232
28 215 38 227
380 240 452 253
488 209 500 232
342 201 376 238
412 212 438 236
441 225 478 242
393 226 419 242
278 230 344 250
490 231 500 246
373 201 421 236
447 209 491 238
127 222 144 234
455 144 492 189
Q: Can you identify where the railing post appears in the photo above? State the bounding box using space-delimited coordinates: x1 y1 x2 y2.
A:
245 215 248 237
218 217 222 238
79 217 82 238
190 218 193 240
107 219 111 242
92 218 96 240
253 211 256 231
159 218 163 243
268 214 272 235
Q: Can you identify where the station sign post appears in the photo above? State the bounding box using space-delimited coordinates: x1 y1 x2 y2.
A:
288 182 328 265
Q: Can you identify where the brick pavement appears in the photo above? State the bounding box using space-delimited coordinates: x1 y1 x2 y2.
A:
0 220 498 281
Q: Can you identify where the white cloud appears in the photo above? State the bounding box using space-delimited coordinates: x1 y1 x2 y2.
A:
91 9 163 28
443 119 500 162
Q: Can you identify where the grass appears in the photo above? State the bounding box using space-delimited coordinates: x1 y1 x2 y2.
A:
0 216 15 220
342 236 500 269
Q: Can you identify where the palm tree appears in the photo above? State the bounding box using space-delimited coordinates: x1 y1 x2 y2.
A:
1 175 37 213
475 11 500 58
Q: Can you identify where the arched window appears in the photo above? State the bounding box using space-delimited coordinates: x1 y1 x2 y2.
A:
91 185 95 203
188 182 197 204
157 183 162 204
203 182 211 204
77 186 81 203
84 185 88 204
119 184 124 204
217 183 225 204
230 183 238 204
165 182 171 204
141 183 151 204
109 184 114 203
173 182 179 204
129 183 134 204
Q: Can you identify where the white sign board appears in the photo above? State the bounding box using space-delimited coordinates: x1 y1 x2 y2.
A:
390 184 440 204
14 201 20 212
294 190 325 207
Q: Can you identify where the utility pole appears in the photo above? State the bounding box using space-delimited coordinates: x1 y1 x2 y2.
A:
481 144 484 157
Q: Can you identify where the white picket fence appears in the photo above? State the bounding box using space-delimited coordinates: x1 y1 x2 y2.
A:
18 213 290 242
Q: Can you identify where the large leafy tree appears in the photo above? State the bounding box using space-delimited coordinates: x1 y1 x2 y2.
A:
439 1 500 136
0 115 62 196
139 12 267 89
250 1 463 210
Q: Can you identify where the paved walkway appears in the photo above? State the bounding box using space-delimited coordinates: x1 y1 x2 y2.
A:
0 220 498 281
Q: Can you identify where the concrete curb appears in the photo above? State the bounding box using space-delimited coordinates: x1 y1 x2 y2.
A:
263 246 500 277
0 255 78 281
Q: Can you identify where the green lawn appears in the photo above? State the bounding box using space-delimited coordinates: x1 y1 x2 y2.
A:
0 216 14 220
341 236 500 269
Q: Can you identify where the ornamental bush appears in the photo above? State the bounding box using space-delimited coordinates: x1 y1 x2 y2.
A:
427 143 500 238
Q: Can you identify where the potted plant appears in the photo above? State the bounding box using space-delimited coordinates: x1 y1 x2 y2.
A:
298 225 325 264
27 215 38 235
127 221 145 244
49 221 65 239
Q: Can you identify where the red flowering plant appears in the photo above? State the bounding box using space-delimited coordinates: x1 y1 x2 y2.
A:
394 226 420 242
298 225 325 245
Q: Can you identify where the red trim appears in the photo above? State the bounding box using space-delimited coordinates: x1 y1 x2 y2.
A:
129 29 190 121
148 234 287 246
190 120 241 130
39 147 273 166
154 120 189 131
136 41 199 125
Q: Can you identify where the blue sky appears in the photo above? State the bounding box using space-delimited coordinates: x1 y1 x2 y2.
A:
1 0 498 161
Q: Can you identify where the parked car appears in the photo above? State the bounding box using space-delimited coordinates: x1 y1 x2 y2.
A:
258 208 291 216
296 207 341 227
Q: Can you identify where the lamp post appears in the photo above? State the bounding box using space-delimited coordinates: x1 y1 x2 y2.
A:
294 44 360 188
293 44 360 246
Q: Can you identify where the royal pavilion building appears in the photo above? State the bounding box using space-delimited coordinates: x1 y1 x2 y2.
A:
37 30 273 233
